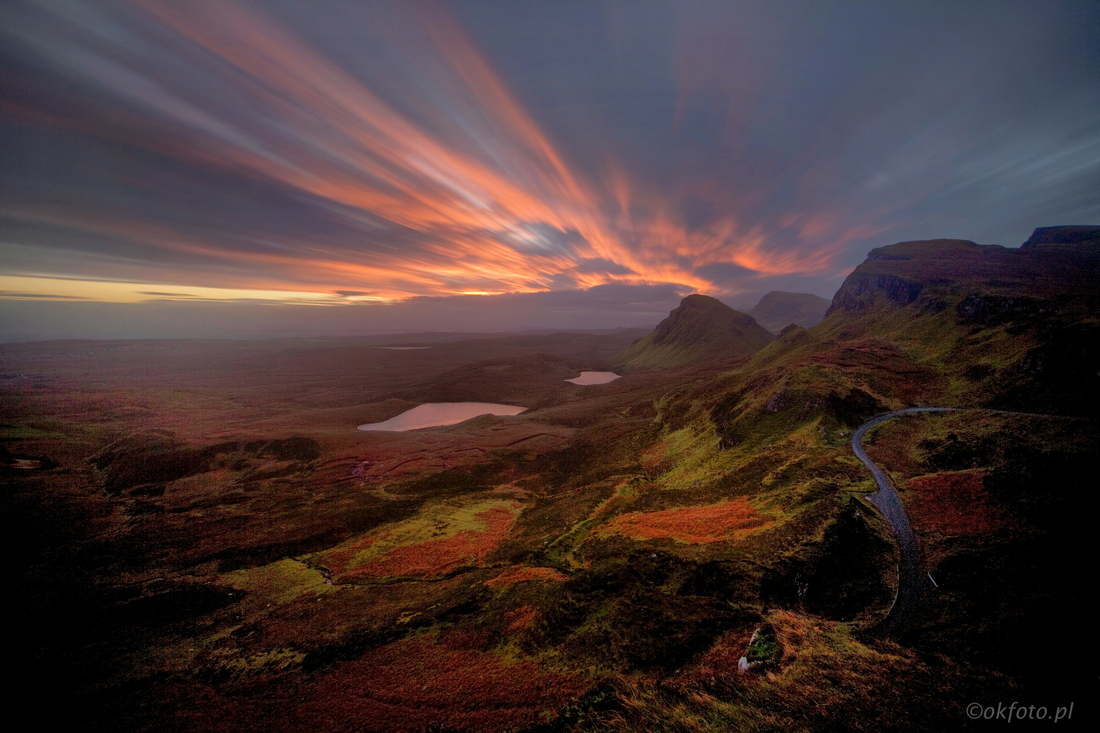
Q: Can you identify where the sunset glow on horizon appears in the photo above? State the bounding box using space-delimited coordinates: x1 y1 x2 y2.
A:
2 0 1097 332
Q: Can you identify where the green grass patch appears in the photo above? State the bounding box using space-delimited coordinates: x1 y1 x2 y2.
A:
0 424 66 440
221 558 333 606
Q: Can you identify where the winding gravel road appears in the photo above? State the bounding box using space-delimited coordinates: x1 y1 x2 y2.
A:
851 407 956 635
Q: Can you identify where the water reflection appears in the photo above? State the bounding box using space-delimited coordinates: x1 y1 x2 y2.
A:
565 371 620 385
357 402 525 431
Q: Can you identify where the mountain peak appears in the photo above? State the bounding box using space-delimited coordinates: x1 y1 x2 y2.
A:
615 294 773 371
679 293 725 307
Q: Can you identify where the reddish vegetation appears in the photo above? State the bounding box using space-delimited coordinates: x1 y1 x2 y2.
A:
663 629 755 695
809 338 913 370
485 564 568 587
323 531 392 577
603 497 768 543
639 442 673 477
289 636 586 733
338 506 517 581
862 420 926 478
808 339 933 403
905 471 1004 536
505 605 538 632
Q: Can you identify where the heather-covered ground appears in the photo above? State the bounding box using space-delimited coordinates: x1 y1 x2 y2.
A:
4 256 1097 733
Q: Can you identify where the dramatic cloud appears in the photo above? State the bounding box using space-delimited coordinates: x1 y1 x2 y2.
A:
0 0 1097 338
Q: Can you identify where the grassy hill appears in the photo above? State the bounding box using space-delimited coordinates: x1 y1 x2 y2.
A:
615 294 774 371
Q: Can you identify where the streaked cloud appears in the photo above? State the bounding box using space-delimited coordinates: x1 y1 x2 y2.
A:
0 274 345 304
0 0 1097 333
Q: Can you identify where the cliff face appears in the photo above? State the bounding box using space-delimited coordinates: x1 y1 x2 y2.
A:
615 294 774 371
1021 225 1100 249
826 239 978 315
815 227 1100 416
827 274 925 314
826 231 1100 315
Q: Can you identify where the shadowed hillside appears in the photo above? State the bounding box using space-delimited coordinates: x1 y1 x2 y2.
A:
827 227 1100 314
1022 224 1100 250
615 294 774 371
748 291 831 333
814 226 1100 416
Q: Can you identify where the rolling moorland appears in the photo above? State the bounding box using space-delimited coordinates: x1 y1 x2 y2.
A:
2 225 1098 731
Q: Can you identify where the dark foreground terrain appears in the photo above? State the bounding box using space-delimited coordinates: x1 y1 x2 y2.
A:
3 228 1098 731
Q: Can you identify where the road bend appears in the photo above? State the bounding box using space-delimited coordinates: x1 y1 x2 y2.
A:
851 407 956 635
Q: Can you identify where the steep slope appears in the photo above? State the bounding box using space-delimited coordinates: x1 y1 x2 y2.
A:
1021 224 1100 250
614 294 774 371
721 227 1100 438
826 227 1100 314
748 291 831 333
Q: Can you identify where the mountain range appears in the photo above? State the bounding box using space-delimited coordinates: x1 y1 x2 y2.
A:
748 291 832 333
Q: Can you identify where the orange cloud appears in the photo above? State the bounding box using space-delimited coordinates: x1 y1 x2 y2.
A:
4 0 863 304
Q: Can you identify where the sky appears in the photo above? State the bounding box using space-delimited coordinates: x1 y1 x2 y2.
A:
1 0 1098 340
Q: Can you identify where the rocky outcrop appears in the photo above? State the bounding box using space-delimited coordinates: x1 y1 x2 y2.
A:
737 624 780 674
824 233 1100 317
955 294 1056 327
826 239 984 318
826 273 924 314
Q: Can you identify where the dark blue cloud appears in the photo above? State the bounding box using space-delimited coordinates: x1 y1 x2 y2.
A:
0 0 1097 339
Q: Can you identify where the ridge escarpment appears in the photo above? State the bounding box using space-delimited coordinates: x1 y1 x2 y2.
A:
828 229 1100 315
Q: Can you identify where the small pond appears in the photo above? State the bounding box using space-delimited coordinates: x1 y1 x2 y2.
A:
565 371 621 385
358 402 526 431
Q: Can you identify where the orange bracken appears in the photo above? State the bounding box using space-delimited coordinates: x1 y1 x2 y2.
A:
602 497 768 543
